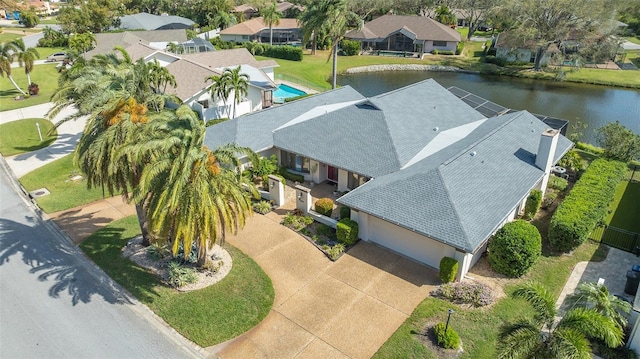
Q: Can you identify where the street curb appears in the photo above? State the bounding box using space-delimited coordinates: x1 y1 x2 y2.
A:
0 155 208 359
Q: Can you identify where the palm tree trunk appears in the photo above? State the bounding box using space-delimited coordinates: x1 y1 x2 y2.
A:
197 244 207 267
312 31 317 55
270 26 273 46
332 44 338 89
135 203 152 246
27 72 32 86
533 45 548 71
8 76 26 96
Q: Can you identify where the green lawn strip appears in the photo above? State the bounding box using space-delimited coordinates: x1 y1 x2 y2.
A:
80 216 275 347
0 118 57 156
374 240 604 358
34 46 67 59
19 154 108 213
1 63 59 111
0 32 22 42
607 179 640 233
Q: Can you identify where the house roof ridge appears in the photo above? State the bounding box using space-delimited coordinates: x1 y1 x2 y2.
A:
373 102 404 171
434 167 472 251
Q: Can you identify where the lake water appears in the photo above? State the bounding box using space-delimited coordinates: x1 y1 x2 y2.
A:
338 71 640 143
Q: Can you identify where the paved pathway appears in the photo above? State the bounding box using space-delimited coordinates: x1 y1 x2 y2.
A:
211 213 438 359
1 102 86 178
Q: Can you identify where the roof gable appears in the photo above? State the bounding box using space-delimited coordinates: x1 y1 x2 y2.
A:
346 15 461 42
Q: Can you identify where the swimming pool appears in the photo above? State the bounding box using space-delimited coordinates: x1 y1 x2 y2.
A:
273 84 307 103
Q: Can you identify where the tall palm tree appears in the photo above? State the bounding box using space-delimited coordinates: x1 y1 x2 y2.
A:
323 0 359 89
206 72 231 118
565 281 632 330
299 1 328 55
224 66 249 119
165 42 183 54
261 0 281 45
0 41 26 96
13 38 39 86
131 105 257 265
69 32 96 59
497 282 623 359
147 59 176 95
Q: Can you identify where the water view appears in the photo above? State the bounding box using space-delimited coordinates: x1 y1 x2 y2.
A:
338 71 640 144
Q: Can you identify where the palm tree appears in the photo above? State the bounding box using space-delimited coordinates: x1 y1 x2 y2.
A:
69 32 96 59
131 105 257 265
299 1 328 55
206 73 230 118
497 282 623 359
165 42 183 54
224 66 249 119
12 38 39 87
0 41 26 96
323 0 359 89
565 281 632 330
261 0 281 46
147 59 176 95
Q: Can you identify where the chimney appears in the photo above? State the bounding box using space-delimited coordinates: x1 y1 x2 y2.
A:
535 128 559 171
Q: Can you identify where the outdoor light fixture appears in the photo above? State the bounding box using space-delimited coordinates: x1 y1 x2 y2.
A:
298 192 303 201
445 309 454 333
270 181 274 189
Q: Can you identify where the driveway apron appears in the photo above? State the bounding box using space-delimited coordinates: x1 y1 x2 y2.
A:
212 213 439 358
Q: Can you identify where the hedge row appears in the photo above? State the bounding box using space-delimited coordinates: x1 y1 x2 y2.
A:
278 167 305 183
549 159 627 252
337 218 358 245
243 43 303 61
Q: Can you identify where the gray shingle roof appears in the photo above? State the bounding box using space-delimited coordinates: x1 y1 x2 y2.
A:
346 15 461 42
118 12 195 31
86 30 186 58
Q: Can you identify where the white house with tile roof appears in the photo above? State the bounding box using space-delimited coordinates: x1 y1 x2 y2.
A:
203 79 573 279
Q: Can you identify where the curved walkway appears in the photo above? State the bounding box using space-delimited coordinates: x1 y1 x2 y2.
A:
211 213 439 358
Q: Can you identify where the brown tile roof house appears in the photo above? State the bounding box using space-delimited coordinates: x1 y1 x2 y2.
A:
345 15 461 54
220 17 301 44
181 48 278 70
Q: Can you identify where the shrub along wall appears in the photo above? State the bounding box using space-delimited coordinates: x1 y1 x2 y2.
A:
243 43 303 61
549 159 627 252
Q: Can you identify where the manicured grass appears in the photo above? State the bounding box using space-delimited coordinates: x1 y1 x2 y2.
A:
0 118 57 156
0 63 59 111
35 46 67 59
606 178 640 233
19 154 108 213
0 32 22 42
80 216 275 347
374 240 606 358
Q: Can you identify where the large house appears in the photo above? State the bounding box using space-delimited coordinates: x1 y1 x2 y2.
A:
220 17 301 44
86 30 279 121
345 15 461 54
203 79 572 279
116 12 195 31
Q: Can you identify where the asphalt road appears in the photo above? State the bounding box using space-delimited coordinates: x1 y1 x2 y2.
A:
0 161 199 359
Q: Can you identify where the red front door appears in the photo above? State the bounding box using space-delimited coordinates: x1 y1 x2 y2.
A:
327 166 338 182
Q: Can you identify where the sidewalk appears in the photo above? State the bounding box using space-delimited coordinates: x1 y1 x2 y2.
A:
1 102 86 178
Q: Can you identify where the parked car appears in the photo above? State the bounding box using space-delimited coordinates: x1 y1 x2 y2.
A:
46 52 67 62
477 25 493 32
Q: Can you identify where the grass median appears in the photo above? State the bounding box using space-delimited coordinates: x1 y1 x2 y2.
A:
1 63 59 111
80 215 274 347
0 118 57 156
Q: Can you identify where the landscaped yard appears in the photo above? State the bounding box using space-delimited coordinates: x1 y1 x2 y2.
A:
19 154 108 213
0 63 60 111
605 171 640 233
80 215 274 347
0 118 57 156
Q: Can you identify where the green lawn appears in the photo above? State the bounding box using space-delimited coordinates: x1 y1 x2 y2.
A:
80 216 275 347
0 63 59 111
606 176 640 233
35 46 67 59
0 32 22 42
374 240 606 358
19 154 108 213
0 118 57 156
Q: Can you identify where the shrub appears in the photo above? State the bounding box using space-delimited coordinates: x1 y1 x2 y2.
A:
250 154 278 179
278 167 305 183
340 39 360 56
28 83 39 95
432 282 494 307
146 242 170 261
548 176 568 192
439 257 459 283
488 220 541 277
282 212 313 231
167 262 199 288
432 49 440 55
284 94 310 102
324 243 345 260
433 322 460 349
246 44 303 61
253 200 272 214
315 198 334 216
340 206 351 220
485 55 507 66
558 149 585 172
575 142 604 155
456 42 465 55
336 218 358 245
523 189 542 220
541 191 558 209
174 243 198 264
549 159 627 252
316 223 336 238
438 50 456 55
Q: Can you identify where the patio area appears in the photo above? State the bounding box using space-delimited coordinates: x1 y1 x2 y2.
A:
266 180 345 222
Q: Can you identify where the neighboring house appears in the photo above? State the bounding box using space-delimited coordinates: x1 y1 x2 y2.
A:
494 32 562 65
220 17 301 44
345 15 461 54
87 31 278 121
233 2 303 19
203 79 572 279
117 12 195 31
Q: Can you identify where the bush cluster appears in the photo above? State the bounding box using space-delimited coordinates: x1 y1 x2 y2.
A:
243 43 303 61
253 200 272 214
558 150 585 172
340 39 360 56
314 198 334 216
282 212 313 231
455 42 465 55
278 167 305 183
548 176 568 192
549 159 627 252
432 282 494 307
168 262 198 288
439 257 459 283
523 189 542 220
316 223 336 239
489 220 542 277
336 218 358 245
485 55 507 66
323 243 345 260
433 322 460 349
339 206 351 220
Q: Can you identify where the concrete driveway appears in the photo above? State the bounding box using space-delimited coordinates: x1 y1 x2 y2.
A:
212 213 439 359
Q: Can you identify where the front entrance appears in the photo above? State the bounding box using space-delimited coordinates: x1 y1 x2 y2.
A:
327 166 338 183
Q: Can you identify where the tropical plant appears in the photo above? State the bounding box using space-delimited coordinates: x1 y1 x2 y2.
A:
206 73 230 118
20 9 39 28
167 261 199 288
12 38 40 87
253 200 272 214
565 281 632 330
299 0 328 55
433 322 460 349
318 0 360 89
0 41 26 96
435 5 457 26
261 0 281 46
224 66 250 119
147 59 176 95
165 42 184 54
69 32 96 59
497 282 623 359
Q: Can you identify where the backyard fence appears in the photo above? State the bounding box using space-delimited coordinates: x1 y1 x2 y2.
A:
591 225 640 254
275 74 327 92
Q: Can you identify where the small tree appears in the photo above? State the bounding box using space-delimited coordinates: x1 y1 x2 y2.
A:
489 220 541 277
439 257 459 283
597 121 640 162
523 189 542 220
20 10 39 28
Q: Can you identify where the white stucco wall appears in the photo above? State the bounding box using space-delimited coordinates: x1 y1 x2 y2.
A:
247 87 262 113
262 67 275 81
145 52 179 66
337 168 349 192
423 40 458 53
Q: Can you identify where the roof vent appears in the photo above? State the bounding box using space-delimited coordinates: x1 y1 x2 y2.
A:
433 127 439 132
470 151 476 157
